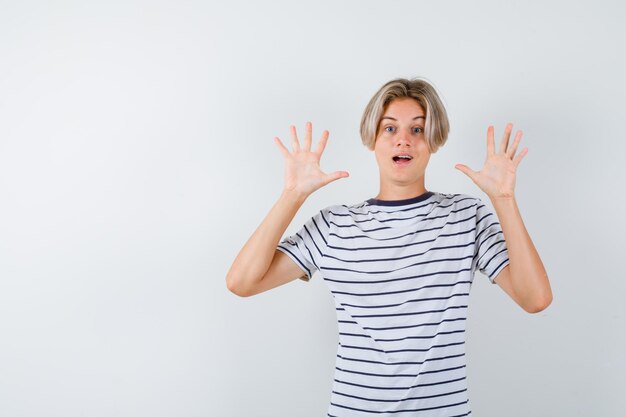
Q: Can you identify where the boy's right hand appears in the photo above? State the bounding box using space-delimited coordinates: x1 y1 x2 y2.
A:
274 122 349 200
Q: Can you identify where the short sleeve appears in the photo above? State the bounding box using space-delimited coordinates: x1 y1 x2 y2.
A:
277 209 330 282
473 199 510 283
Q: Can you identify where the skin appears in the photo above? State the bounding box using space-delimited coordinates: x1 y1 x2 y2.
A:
373 98 430 200
226 99 552 313
225 123 348 297
455 123 552 312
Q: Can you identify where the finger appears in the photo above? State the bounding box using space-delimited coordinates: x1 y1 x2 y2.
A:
322 170 350 186
303 121 313 151
274 137 290 158
315 130 330 156
513 147 528 167
289 125 300 152
498 123 513 154
455 163 479 183
486 125 495 156
507 130 523 158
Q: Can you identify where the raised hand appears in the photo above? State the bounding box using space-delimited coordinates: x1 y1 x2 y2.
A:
274 122 349 199
455 123 528 200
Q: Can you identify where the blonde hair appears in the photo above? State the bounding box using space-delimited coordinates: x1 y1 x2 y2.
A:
360 78 450 152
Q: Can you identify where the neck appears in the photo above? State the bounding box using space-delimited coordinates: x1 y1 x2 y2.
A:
375 180 427 201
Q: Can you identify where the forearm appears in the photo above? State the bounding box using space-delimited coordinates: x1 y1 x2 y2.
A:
226 190 306 293
491 197 552 311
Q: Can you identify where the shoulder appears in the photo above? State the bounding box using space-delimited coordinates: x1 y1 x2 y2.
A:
311 200 374 230
319 199 370 217
430 191 482 208
304 203 354 228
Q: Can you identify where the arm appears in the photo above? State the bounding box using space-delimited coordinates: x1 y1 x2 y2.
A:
226 122 349 297
456 124 552 313
490 197 551 313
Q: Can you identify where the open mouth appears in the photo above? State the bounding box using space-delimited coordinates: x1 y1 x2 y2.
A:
392 155 413 165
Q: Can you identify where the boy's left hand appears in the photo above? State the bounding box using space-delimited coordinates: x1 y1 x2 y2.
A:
455 123 527 200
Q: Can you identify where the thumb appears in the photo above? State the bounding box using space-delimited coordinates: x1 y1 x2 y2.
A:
323 170 350 186
455 164 478 182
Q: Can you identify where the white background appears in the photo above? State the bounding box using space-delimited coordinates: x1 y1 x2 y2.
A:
1 1 625 416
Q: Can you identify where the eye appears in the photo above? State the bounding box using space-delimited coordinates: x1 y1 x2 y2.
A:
412 127 423 134
384 126 396 133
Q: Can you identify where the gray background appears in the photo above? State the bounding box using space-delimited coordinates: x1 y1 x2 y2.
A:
1 1 625 416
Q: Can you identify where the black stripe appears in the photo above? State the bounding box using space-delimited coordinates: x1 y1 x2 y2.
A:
420 364 466 375
335 195 472 217
334 374 466 391
303 224 323 258
326 227 476 252
346 195 438 214
324 258 474 277
335 366 420 378
476 238 506 265
277 246 311 278
325 263 473 284
338 329 466 342
323 242 475 265
330 271 473 297
489 257 509 278
360 316 467 332
475 220 499 242
328 210 478 241
337 353 466 367
330 202 438 223
312 215 328 246
335 356 466 377
350 304 468 319
341 341 465 354
330 223 391 232
329 399 469 414
298 230 319 270
366 191 435 207
338 290 470 309
328 205 477 237
320 209 330 229
475 206 493 225
328 400 471 417
328 198 475 225
332 388 467 403
483 248 508 272
475 230 503 259
336 282 472 308
322 255 474 284
478 244 506 269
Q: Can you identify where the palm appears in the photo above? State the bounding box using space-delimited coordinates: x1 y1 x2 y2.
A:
274 122 349 198
456 124 527 199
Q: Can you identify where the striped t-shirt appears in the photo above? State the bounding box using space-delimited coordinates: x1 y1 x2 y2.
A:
277 191 509 417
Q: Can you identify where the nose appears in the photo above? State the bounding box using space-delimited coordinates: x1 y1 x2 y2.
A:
395 130 411 147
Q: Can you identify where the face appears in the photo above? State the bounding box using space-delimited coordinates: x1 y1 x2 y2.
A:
374 98 431 189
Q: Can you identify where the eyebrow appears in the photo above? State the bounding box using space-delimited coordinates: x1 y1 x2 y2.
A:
381 116 425 121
